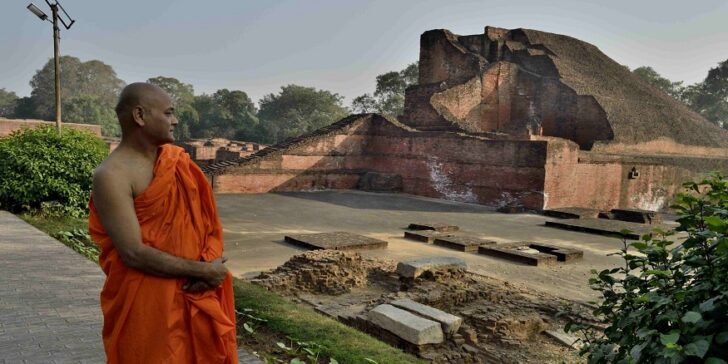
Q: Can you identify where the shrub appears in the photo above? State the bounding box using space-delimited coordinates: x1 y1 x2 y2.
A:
568 173 728 363
0 126 107 217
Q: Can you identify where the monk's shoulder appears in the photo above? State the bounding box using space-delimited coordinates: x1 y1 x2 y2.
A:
93 154 128 188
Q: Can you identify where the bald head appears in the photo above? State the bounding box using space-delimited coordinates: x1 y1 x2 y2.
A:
115 82 169 120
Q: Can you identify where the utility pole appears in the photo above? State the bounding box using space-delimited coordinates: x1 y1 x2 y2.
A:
51 3 61 133
27 1 75 134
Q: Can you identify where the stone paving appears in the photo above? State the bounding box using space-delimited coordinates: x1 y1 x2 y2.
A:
0 211 263 364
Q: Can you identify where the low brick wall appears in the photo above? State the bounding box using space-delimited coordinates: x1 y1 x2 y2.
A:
0 118 102 137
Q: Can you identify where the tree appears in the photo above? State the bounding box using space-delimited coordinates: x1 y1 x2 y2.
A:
62 95 119 137
683 60 728 129
0 88 18 117
29 56 125 120
258 84 349 144
633 66 684 99
147 76 198 141
351 62 418 116
567 173 728 363
193 89 259 141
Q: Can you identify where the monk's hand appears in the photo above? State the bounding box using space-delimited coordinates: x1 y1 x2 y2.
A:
182 278 214 293
201 256 229 288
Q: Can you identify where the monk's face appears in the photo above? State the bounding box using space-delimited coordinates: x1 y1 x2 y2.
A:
140 90 178 145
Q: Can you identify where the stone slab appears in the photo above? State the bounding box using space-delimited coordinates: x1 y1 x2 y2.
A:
407 222 459 232
544 329 581 349
543 207 600 219
396 256 467 279
524 242 583 262
478 245 558 266
284 232 387 250
403 230 451 244
390 299 463 335
610 208 662 224
544 218 659 239
433 235 496 252
367 304 444 345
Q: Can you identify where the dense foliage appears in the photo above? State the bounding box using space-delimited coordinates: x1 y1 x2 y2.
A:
0 126 107 217
351 62 418 116
633 61 728 129
568 173 728 363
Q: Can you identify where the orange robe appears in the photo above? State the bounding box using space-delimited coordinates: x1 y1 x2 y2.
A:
88 144 238 363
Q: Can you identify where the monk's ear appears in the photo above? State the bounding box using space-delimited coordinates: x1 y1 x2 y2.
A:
131 105 146 127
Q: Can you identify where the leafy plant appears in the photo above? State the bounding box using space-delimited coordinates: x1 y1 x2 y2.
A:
0 126 107 217
53 228 100 262
567 172 728 363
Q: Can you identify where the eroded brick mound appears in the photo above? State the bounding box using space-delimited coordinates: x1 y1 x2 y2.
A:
254 250 396 295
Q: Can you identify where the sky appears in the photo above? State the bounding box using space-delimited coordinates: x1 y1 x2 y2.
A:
2 0 728 106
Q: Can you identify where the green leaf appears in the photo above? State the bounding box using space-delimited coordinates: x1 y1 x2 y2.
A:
276 342 290 350
289 359 305 364
682 311 702 324
706 358 728 364
684 339 710 358
328 359 339 364
716 331 728 344
364 359 379 364
660 331 680 346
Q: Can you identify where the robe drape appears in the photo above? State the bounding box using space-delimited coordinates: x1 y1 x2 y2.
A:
88 144 238 363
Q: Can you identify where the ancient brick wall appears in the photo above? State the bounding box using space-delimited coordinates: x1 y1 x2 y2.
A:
207 114 549 210
542 137 728 211
0 118 102 137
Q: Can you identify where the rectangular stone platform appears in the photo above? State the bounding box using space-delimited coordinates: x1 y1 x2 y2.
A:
407 222 459 232
543 207 600 219
433 235 496 252
523 242 583 262
544 218 658 239
478 245 558 267
403 230 452 244
284 232 388 250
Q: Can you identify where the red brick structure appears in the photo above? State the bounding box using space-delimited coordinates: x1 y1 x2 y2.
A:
202 26 728 212
0 118 102 137
177 138 265 166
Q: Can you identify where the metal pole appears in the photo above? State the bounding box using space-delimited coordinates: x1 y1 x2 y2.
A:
51 3 61 134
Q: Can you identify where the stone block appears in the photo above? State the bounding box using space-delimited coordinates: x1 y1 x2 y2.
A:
544 218 657 239
610 208 662 224
396 256 467 279
543 207 600 219
433 235 496 252
477 245 557 266
390 299 463 335
367 304 444 345
403 230 449 244
284 232 387 250
544 329 581 349
526 242 583 262
407 222 459 232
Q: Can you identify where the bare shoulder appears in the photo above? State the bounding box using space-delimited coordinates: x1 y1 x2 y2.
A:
92 152 131 198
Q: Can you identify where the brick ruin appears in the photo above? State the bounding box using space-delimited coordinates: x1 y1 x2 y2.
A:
0 117 102 137
177 138 267 166
202 26 728 212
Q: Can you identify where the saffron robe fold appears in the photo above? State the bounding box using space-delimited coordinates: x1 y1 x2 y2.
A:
89 144 238 363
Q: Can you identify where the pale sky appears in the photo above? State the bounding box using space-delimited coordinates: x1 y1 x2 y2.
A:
2 0 727 106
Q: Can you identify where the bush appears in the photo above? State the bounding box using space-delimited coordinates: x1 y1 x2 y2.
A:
568 173 728 363
0 126 107 217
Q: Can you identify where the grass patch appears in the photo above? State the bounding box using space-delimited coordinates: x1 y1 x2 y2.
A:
234 280 425 364
19 212 100 262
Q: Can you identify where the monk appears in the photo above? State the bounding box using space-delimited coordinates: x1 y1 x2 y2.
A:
88 83 238 363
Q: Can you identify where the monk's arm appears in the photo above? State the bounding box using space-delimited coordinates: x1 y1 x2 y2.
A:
92 169 227 285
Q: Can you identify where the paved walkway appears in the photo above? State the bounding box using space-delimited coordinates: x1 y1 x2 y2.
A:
0 211 263 364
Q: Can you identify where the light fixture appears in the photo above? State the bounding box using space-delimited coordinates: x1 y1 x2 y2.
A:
26 3 48 21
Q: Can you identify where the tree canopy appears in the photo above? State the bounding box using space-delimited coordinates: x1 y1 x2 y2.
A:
258 84 349 144
193 89 259 141
352 62 418 116
0 88 18 117
632 66 684 99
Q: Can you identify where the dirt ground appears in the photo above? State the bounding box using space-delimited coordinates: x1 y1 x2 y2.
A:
251 250 596 364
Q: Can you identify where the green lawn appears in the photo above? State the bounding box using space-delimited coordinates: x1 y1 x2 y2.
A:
234 280 425 364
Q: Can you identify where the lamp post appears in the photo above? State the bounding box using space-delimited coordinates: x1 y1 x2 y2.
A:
27 1 75 134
